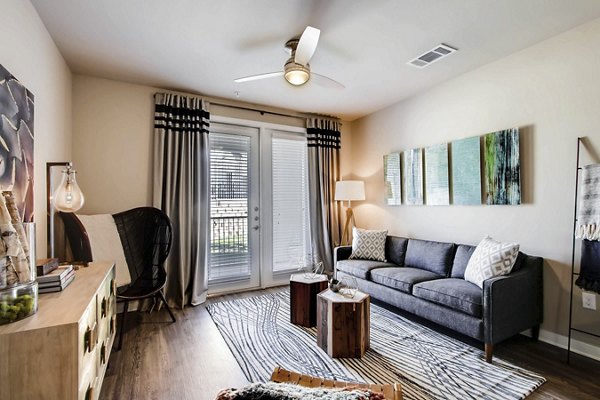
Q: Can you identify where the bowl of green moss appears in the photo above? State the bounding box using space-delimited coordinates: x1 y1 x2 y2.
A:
0 283 38 325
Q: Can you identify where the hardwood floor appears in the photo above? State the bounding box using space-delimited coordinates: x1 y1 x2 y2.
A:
99 300 248 400
496 336 600 400
100 288 600 400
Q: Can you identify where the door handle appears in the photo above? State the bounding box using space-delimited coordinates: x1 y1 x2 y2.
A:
252 225 260 231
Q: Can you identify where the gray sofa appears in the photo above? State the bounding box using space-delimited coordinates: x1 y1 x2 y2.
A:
334 236 543 362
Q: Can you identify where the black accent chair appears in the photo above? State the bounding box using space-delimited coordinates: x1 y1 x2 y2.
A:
61 207 177 350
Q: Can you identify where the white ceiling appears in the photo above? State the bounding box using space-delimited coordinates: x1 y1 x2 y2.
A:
32 0 600 121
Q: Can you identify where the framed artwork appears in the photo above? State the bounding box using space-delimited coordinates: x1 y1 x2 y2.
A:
384 153 401 205
0 64 34 221
484 128 521 205
403 148 423 205
451 136 482 205
424 143 449 205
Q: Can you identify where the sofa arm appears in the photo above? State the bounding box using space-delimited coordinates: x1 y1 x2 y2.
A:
483 255 543 344
334 246 352 265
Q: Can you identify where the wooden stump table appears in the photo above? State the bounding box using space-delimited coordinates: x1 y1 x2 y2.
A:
290 274 328 327
317 289 370 358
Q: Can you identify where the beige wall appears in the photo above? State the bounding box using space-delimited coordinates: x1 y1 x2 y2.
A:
349 18 600 357
72 75 353 215
0 0 72 258
72 77 155 214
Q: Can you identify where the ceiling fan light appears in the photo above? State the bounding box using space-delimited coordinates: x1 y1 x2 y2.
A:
284 60 310 86
285 69 309 85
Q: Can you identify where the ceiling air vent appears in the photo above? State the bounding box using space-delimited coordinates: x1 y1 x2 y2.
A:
407 44 457 68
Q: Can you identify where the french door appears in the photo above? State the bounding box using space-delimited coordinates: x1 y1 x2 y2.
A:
208 123 260 293
208 117 310 294
265 130 311 284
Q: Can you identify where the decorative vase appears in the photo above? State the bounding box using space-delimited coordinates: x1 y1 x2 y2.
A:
329 278 342 292
339 276 358 299
297 254 324 280
0 223 38 325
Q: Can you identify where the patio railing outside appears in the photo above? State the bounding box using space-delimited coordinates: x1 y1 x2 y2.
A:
209 200 250 282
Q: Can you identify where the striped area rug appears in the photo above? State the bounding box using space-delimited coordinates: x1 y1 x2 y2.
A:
206 291 545 400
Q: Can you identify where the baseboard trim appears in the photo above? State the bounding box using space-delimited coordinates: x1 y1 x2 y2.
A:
534 328 600 362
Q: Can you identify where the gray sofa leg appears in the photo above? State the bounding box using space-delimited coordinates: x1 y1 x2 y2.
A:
531 325 540 341
485 343 493 363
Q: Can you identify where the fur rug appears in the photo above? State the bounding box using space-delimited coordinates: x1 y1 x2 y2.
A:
215 382 384 400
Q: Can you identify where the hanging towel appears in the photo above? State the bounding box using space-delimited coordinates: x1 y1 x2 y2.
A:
576 239 600 294
575 164 600 240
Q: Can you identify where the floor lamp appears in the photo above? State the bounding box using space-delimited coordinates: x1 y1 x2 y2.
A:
46 162 85 258
335 180 365 246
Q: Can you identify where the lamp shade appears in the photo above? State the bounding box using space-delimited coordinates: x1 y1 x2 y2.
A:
335 181 365 201
52 166 85 212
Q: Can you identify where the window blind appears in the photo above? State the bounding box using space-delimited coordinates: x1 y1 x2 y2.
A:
209 133 252 282
271 134 311 272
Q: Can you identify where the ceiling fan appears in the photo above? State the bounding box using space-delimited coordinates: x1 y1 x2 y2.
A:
234 26 345 89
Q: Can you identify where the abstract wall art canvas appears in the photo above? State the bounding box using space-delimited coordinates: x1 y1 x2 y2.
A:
424 143 449 205
451 136 482 205
403 148 423 205
0 65 34 221
384 152 401 205
483 128 520 205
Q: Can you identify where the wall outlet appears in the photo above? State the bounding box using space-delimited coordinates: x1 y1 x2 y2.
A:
582 292 597 310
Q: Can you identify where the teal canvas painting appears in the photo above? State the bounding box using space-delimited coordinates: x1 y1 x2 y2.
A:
403 148 423 205
424 143 449 205
384 153 401 205
451 136 482 205
484 128 521 205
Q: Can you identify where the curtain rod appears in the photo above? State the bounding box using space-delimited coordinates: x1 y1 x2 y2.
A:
209 101 340 124
157 90 339 122
210 102 304 120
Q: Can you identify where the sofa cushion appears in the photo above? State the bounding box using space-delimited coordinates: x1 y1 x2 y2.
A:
336 260 396 280
370 267 443 293
450 244 477 279
413 278 483 318
349 228 388 262
404 239 456 276
385 236 409 266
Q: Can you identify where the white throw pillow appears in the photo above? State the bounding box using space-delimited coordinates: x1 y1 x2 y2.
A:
349 228 388 262
464 236 520 288
76 214 132 287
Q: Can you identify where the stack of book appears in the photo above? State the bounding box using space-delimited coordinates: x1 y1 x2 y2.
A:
36 258 59 276
37 265 75 293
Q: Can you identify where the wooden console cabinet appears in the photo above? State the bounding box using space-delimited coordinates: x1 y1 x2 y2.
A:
0 262 117 400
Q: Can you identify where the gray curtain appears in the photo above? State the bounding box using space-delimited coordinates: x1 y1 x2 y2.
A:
307 117 341 273
153 93 210 307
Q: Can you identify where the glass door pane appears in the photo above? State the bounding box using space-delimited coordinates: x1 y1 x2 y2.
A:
208 124 259 291
271 131 311 273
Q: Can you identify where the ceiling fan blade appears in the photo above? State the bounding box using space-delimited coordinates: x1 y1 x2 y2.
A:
311 73 345 89
294 26 320 66
234 71 284 83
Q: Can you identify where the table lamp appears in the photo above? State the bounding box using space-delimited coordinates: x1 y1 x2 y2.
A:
335 180 365 246
46 162 85 258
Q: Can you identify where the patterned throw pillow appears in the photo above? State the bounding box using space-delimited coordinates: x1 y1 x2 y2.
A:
349 228 388 262
464 236 520 288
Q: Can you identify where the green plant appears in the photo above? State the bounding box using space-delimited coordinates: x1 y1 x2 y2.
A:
0 294 34 324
